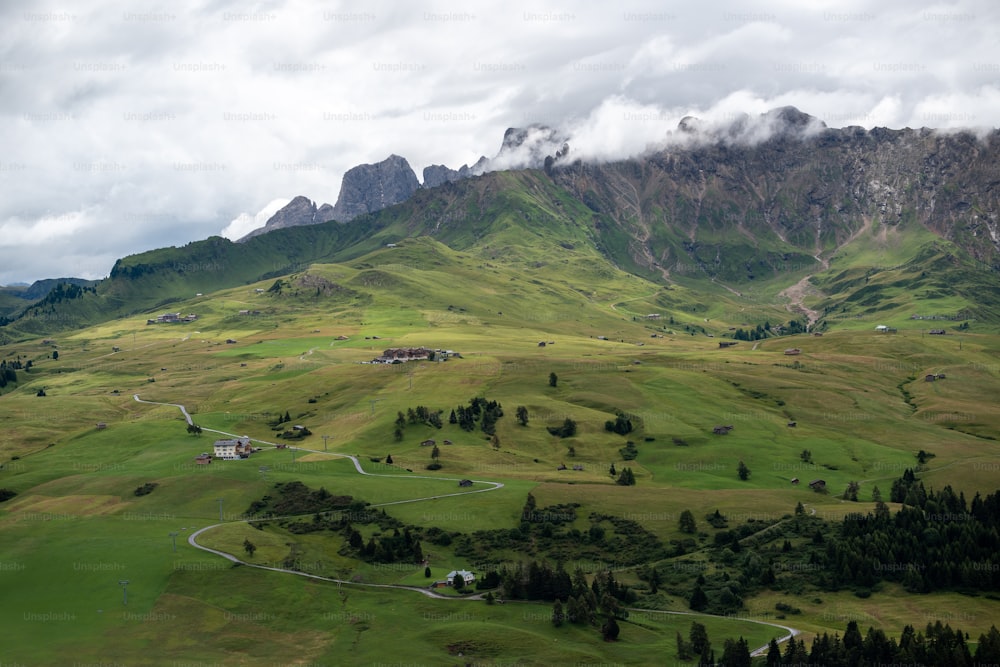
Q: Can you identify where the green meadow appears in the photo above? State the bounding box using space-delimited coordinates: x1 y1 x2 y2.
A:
2 237 999 665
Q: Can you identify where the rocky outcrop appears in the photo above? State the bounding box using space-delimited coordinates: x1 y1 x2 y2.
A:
239 196 334 242
422 158 489 188
331 154 420 221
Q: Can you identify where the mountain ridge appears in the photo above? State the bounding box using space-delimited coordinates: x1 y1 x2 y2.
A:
3 108 998 340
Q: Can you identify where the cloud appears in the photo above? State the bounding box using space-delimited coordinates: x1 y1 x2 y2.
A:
221 198 291 241
0 0 997 283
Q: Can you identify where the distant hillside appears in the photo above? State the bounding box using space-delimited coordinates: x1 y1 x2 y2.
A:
21 277 99 301
3 109 999 340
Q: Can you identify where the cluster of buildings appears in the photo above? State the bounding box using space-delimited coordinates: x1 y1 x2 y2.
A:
147 312 198 325
366 347 459 364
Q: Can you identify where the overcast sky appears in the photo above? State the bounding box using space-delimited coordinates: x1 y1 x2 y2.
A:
1 0 998 284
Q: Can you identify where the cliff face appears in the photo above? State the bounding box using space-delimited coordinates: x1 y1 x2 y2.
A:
551 121 1000 280
239 196 335 242
331 154 421 222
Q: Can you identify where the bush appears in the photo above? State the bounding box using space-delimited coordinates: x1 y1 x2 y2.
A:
0 488 17 503
425 462 443 470
133 482 158 497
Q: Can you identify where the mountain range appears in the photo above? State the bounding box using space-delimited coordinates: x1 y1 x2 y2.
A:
2 107 997 340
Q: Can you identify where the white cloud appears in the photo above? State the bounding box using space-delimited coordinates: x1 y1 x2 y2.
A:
221 198 292 240
0 0 997 283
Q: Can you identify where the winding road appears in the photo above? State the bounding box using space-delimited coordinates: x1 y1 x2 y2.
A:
134 394 801 654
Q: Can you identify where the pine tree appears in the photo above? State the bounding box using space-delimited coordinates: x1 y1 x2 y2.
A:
551 600 564 627
601 615 620 640
690 621 710 656
689 586 708 611
516 405 529 426
765 638 781 666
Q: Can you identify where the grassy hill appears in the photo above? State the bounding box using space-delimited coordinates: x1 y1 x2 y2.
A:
1 226 999 663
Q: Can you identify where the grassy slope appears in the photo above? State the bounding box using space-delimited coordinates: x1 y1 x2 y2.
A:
1 188 999 662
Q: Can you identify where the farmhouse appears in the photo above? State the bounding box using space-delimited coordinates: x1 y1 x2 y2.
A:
372 347 433 363
445 569 475 587
213 436 253 460
150 313 199 324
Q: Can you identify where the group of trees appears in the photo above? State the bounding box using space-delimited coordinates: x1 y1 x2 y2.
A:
546 418 577 438
0 359 22 389
487 559 633 640
730 319 806 342
677 621 751 666
615 467 636 486
768 620 1000 667
343 525 424 565
449 396 504 435
604 411 634 435
244 481 356 518
826 475 1000 592
395 405 444 440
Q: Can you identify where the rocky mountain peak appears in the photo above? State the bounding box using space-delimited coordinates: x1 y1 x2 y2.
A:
239 196 334 242
331 154 420 221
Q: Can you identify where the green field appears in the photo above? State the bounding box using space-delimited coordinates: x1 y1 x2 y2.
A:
2 235 999 665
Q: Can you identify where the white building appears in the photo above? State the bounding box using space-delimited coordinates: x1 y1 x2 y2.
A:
445 569 475 587
213 436 253 460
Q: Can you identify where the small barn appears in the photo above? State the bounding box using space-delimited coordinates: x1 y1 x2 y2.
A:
713 425 734 435
458 479 473 487
809 479 826 491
